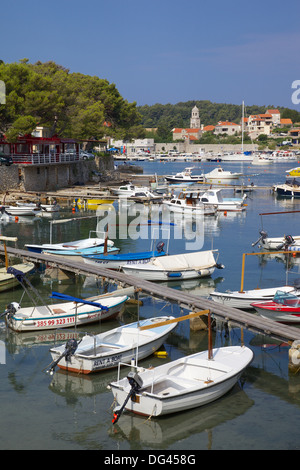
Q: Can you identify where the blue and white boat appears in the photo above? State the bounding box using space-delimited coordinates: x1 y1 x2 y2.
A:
83 242 166 269
25 236 115 254
42 244 120 260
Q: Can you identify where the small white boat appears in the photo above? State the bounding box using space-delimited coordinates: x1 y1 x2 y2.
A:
25 236 115 254
4 205 40 216
16 201 60 212
48 316 177 374
164 167 204 183
210 285 298 309
252 230 300 251
110 183 150 197
3 285 128 332
203 167 243 183
126 189 162 203
198 189 247 211
252 154 273 165
110 345 253 419
162 191 217 216
121 250 224 281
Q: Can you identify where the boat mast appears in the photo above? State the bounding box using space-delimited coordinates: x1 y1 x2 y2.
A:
241 101 244 154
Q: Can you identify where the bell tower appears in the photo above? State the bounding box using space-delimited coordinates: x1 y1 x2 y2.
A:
190 105 200 128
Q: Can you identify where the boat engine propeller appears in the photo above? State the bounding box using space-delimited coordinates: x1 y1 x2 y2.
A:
112 371 143 424
251 230 268 247
47 338 79 376
276 235 295 250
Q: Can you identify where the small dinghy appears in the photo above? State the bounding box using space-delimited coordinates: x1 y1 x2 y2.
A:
2 267 128 332
110 313 253 420
48 316 177 374
251 290 300 323
83 241 166 269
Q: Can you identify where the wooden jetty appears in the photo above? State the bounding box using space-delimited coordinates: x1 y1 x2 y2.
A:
2 245 300 344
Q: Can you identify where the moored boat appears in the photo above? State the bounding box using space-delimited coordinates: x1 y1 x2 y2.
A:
162 190 217 216
198 188 247 211
121 250 224 281
164 167 204 183
203 167 243 183
251 290 300 323
83 242 166 269
48 315 178 374
3 283 128 332
110 345 253 419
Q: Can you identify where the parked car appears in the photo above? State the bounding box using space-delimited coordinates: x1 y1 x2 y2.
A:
80 151 94 160
0 154 13 166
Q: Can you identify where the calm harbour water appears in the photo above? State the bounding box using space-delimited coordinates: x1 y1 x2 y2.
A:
1 158 300 451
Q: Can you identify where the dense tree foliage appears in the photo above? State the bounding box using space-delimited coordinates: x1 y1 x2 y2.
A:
138 100 300 130
0 59 145 142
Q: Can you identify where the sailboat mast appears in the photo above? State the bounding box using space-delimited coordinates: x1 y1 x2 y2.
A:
242 100 244 154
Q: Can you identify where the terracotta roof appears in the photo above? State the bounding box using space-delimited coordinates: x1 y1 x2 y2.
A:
203 125 215 131
267 109 280 114
216 121 239 126
280 118 293 125
172 128 201 133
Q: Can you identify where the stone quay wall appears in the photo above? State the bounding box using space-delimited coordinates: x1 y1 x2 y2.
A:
0 155 114 193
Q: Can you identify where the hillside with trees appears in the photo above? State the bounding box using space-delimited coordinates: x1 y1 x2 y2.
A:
138 101 300 143
0 59 145 142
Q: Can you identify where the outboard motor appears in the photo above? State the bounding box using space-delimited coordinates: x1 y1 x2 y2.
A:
47 338 79 376
276 234 295 250
252 230 268 247
156 241 165 253
112 371 143 424
0 302 20 319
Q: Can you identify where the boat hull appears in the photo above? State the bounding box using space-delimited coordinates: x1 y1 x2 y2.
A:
210 286 296 309
110 346 253 417
122 265 215 281
0 263 35 292
251 303 300 323
6 295 128 332
83 250 166 269
49 316 177 374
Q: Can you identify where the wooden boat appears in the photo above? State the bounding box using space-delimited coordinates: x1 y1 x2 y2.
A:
198 189 247 211
121 250 224 281
110 345 253 419
162 191 217 216
251 290 300 323
203 167 242 183
48 315 178 374
3 282 128 332
25 236 115 254
164 167 204 183
83 242 166 269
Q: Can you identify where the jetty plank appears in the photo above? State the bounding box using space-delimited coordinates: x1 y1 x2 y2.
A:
1 245 300 343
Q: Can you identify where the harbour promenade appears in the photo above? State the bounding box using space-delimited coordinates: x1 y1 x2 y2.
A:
2 245 300 344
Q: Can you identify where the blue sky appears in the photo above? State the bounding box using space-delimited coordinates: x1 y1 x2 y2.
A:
1 0 300 110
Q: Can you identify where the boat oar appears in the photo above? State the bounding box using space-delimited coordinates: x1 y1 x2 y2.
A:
112 371 143 424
